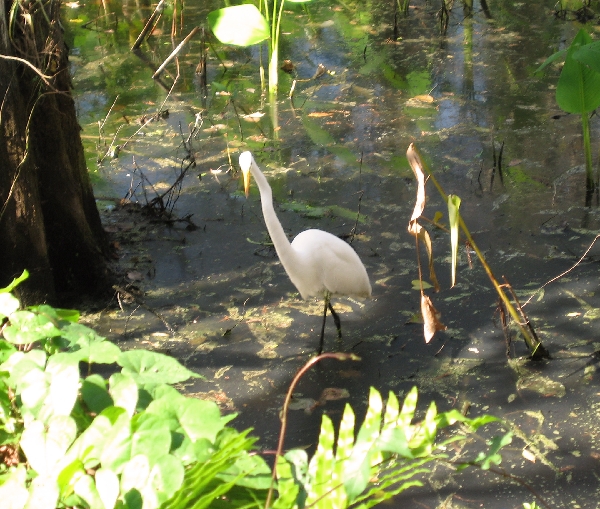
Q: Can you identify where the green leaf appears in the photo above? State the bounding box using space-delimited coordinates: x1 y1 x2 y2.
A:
0 340 17 364
572 40 600 74
117 350 201 386
208 5 270 47
99 409 133 471
3 310 62 345
20 416 77 476
145 393 228 444
28 305 79 325
0 465 29 509
120 455 150 498
382 391 399 427
398 386 418 428
0 270 28 294
25 475 59 509
273 456 301 509
95 468 119 509
81 375 113 414
448 194 461 287
307 414 344 504
336 403 356 464
282 448 309 491
177 398 227 442
42 353 80 419
409 401 438 457
217 448 271 490
376 427 412 458
109 373 139 416
73 474 105 509
63 409 122 470
146 454 185 504
0 293 20 320
131 413 172 462
535 48 567 74
61 323 121 364
472 432 513 470
556 29 600 114
56 459 86 498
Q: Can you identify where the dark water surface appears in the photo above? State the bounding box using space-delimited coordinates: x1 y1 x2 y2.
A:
66 1 600 507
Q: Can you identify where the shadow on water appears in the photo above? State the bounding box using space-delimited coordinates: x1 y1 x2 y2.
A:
66 0 600 507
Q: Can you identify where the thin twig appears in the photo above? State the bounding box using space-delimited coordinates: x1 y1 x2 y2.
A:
152 26 200 79
0 54 54 87
522 234 600 308
264 352 360 509
130 0 165 50
113 285 177 335
99 95 119 132
349 151 365 244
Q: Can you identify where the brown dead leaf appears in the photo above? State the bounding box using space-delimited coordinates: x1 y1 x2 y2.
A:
413 94 435 103
421 293 446 343
407 145 427 229
307 112 335 118
242 112 265 122
319 387 350 402
419 229 440 292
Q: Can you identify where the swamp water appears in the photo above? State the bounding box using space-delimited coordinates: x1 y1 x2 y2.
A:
65 1 600 507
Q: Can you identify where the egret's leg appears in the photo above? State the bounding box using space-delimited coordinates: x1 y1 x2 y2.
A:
318 296 329 355
327 302 342 339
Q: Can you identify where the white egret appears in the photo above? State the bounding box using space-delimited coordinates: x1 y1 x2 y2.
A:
239 151 371 353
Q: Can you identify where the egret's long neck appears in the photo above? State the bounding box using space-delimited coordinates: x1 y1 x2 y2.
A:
250 162 297 265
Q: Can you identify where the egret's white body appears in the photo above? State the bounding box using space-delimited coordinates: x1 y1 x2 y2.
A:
239 151 371 352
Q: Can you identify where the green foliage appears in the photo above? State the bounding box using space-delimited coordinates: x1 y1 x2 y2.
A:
554 29 600 115
0 271 273 509
274 386 507 509
207 1 313 95
447 195 461 287
207 5 270 47
537 29 600 192
0 272 514 508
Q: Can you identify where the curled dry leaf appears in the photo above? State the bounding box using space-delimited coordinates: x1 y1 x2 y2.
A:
421 293 446 343
407 144 440 292
407 147 426 234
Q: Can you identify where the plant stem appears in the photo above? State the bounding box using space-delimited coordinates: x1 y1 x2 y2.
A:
582 111 594 193
264 352 360 509
267 0 286 94
407 144 549 359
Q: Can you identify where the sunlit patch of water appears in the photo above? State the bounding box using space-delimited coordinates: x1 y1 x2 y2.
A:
67 0 600 506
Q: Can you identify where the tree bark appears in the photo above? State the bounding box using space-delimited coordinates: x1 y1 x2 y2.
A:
0 0 109 304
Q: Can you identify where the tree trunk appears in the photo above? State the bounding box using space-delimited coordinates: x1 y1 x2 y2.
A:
0 0 109 304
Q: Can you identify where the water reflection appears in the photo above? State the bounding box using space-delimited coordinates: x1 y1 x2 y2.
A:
66 1 600 506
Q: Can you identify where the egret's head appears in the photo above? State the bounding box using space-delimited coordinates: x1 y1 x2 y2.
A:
239 151 253 197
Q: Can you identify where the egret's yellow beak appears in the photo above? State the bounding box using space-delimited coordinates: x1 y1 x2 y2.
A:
241 166 250 197
239 152 252 197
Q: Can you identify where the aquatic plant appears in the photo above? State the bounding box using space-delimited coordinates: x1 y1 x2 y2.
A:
407 144 550 359
537 29 600 200
0 272 519 509
263 353 509 509
208 0 312 96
